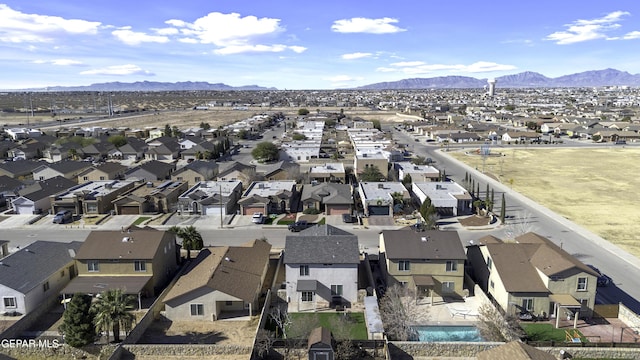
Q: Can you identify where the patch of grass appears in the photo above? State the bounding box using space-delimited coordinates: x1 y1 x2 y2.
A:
522 323 586 342
277 219 295 225
289 312 368 340
132 216 150 226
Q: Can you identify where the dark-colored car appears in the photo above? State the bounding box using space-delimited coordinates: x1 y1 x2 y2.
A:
53 210 72 224
288 220 314 232
587 265 612 286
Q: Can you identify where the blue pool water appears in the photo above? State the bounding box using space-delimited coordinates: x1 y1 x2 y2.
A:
412 325 484 342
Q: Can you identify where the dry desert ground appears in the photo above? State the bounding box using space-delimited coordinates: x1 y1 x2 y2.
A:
448 147 640 258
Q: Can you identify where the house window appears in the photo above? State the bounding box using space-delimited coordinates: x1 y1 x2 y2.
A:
490 280 494 289
299 265 309 276
39 176 44 180
87 260 99 272
176 177 183 181
43 281 50 292
446 261 458 272
487 257 493 270
398 260 410 271
442 282 455 293
301 291 314 302
225 301 233 306
331 285 343 296
99 176 105 180
134 261 146 272
86 203 98 213
60 270 65 278
194 177 201 182
83 176 89 181
399 281 408 287
577 277 588 291
522 298 533 312
190 304 204 316
3 297 17 308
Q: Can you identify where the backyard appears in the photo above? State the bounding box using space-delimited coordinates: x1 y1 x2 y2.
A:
448 147 640 258
286 312 368 340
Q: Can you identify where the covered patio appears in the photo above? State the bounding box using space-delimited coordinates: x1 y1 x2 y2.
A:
61 275 152 310
550 294 582 329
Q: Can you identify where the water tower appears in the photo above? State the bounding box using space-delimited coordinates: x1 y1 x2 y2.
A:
487 78 497 97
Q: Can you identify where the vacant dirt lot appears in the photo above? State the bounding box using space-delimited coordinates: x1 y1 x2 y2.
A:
449 147 640 258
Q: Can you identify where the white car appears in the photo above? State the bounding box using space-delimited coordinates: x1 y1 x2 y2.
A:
252 213 264 224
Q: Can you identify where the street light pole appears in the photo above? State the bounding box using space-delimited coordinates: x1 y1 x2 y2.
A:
219 183 223 229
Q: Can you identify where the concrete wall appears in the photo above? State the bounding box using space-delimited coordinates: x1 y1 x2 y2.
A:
618 302 640 329
118 344 252 358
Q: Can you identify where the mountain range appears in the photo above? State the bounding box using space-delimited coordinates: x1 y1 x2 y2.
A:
35 81 276 92
356 68 640 89
11 68 640 91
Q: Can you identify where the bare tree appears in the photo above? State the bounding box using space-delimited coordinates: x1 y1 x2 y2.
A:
254 328 275 359
504 210 536 240
379 285 429 341
476 302 522 342
268 304 291 339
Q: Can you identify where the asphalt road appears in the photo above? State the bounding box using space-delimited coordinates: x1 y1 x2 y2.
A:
390 126 640 312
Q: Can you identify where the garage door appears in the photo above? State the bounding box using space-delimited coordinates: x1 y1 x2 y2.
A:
119 206 140 215
243 207 264 215
203 206 225 216
368 205 389 216
327 205 351 215
15 204 33 215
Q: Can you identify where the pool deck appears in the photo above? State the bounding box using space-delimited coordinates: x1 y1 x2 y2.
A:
415 296 482 326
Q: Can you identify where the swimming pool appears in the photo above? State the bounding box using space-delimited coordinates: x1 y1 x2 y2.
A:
412 325 484 342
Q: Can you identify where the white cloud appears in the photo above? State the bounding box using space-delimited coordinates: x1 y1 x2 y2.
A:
80 64 154 76
377 61 517 75
162 12 302 55
622 31 640 39
545 11 630 44
112 28 170 46
331 17 406 34
324 75 363 88
0 4 100 43
153 27 180 36
341 52 372 60
33 59 84 66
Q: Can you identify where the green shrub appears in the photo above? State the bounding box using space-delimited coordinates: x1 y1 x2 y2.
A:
303 208 320 215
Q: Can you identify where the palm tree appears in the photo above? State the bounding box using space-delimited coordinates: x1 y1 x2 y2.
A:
169 225 204 260
91 289 136 343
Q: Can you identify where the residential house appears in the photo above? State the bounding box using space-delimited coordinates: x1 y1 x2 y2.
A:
396 162 440 183
477 341 556 360
145 136 181 161
8 141 47 161
261 161 300 181
300 182 352 215
112 180 189 214
77 162 127 183
177 180 243 215
284 225 360 311
163 239 271 321
80 140 116 160
179 140 218 161
0 241 81 316
12 176 76 215
216 161 257 188
379 230 466 298
171 160 218 187
308 163 346 184
124 160 175 181
412 181 472 216
32 161 93 182
501 131 540 143
466 233 599 323
4 128 42 141
0 175 25 210
238 180 297 215
50 180 136 215
354 152 388 179
358 182 410 217
279 140 322 163
0 160 46 180
111 137 148 161
61 227 179 306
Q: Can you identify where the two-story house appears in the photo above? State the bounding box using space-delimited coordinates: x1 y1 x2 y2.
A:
32 161 93 182
466 232 600 326
171 160 218 187
77 162 127 183
239 180 297 215
379 229 467 299
61 227 179 308
0 241 81 316
284 225 360 312
177 180 243 216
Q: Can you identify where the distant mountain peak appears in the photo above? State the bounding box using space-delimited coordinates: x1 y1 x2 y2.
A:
36 81 277 92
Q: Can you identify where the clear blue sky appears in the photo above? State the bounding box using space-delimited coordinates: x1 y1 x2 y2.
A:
1 1 639 89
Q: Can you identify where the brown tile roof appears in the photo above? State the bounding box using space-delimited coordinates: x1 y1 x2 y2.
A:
477 341 556 360
164 239 271 303
75 227 172 260
381 230 466 260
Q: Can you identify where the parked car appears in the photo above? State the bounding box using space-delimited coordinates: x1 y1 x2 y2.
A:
288 220 314 232
53 210 72 224
252 212 265 224
587 265 612 286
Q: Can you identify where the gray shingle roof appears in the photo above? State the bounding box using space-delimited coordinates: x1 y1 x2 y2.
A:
0 241 82 293
284 225 359 264
381 229 466 260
